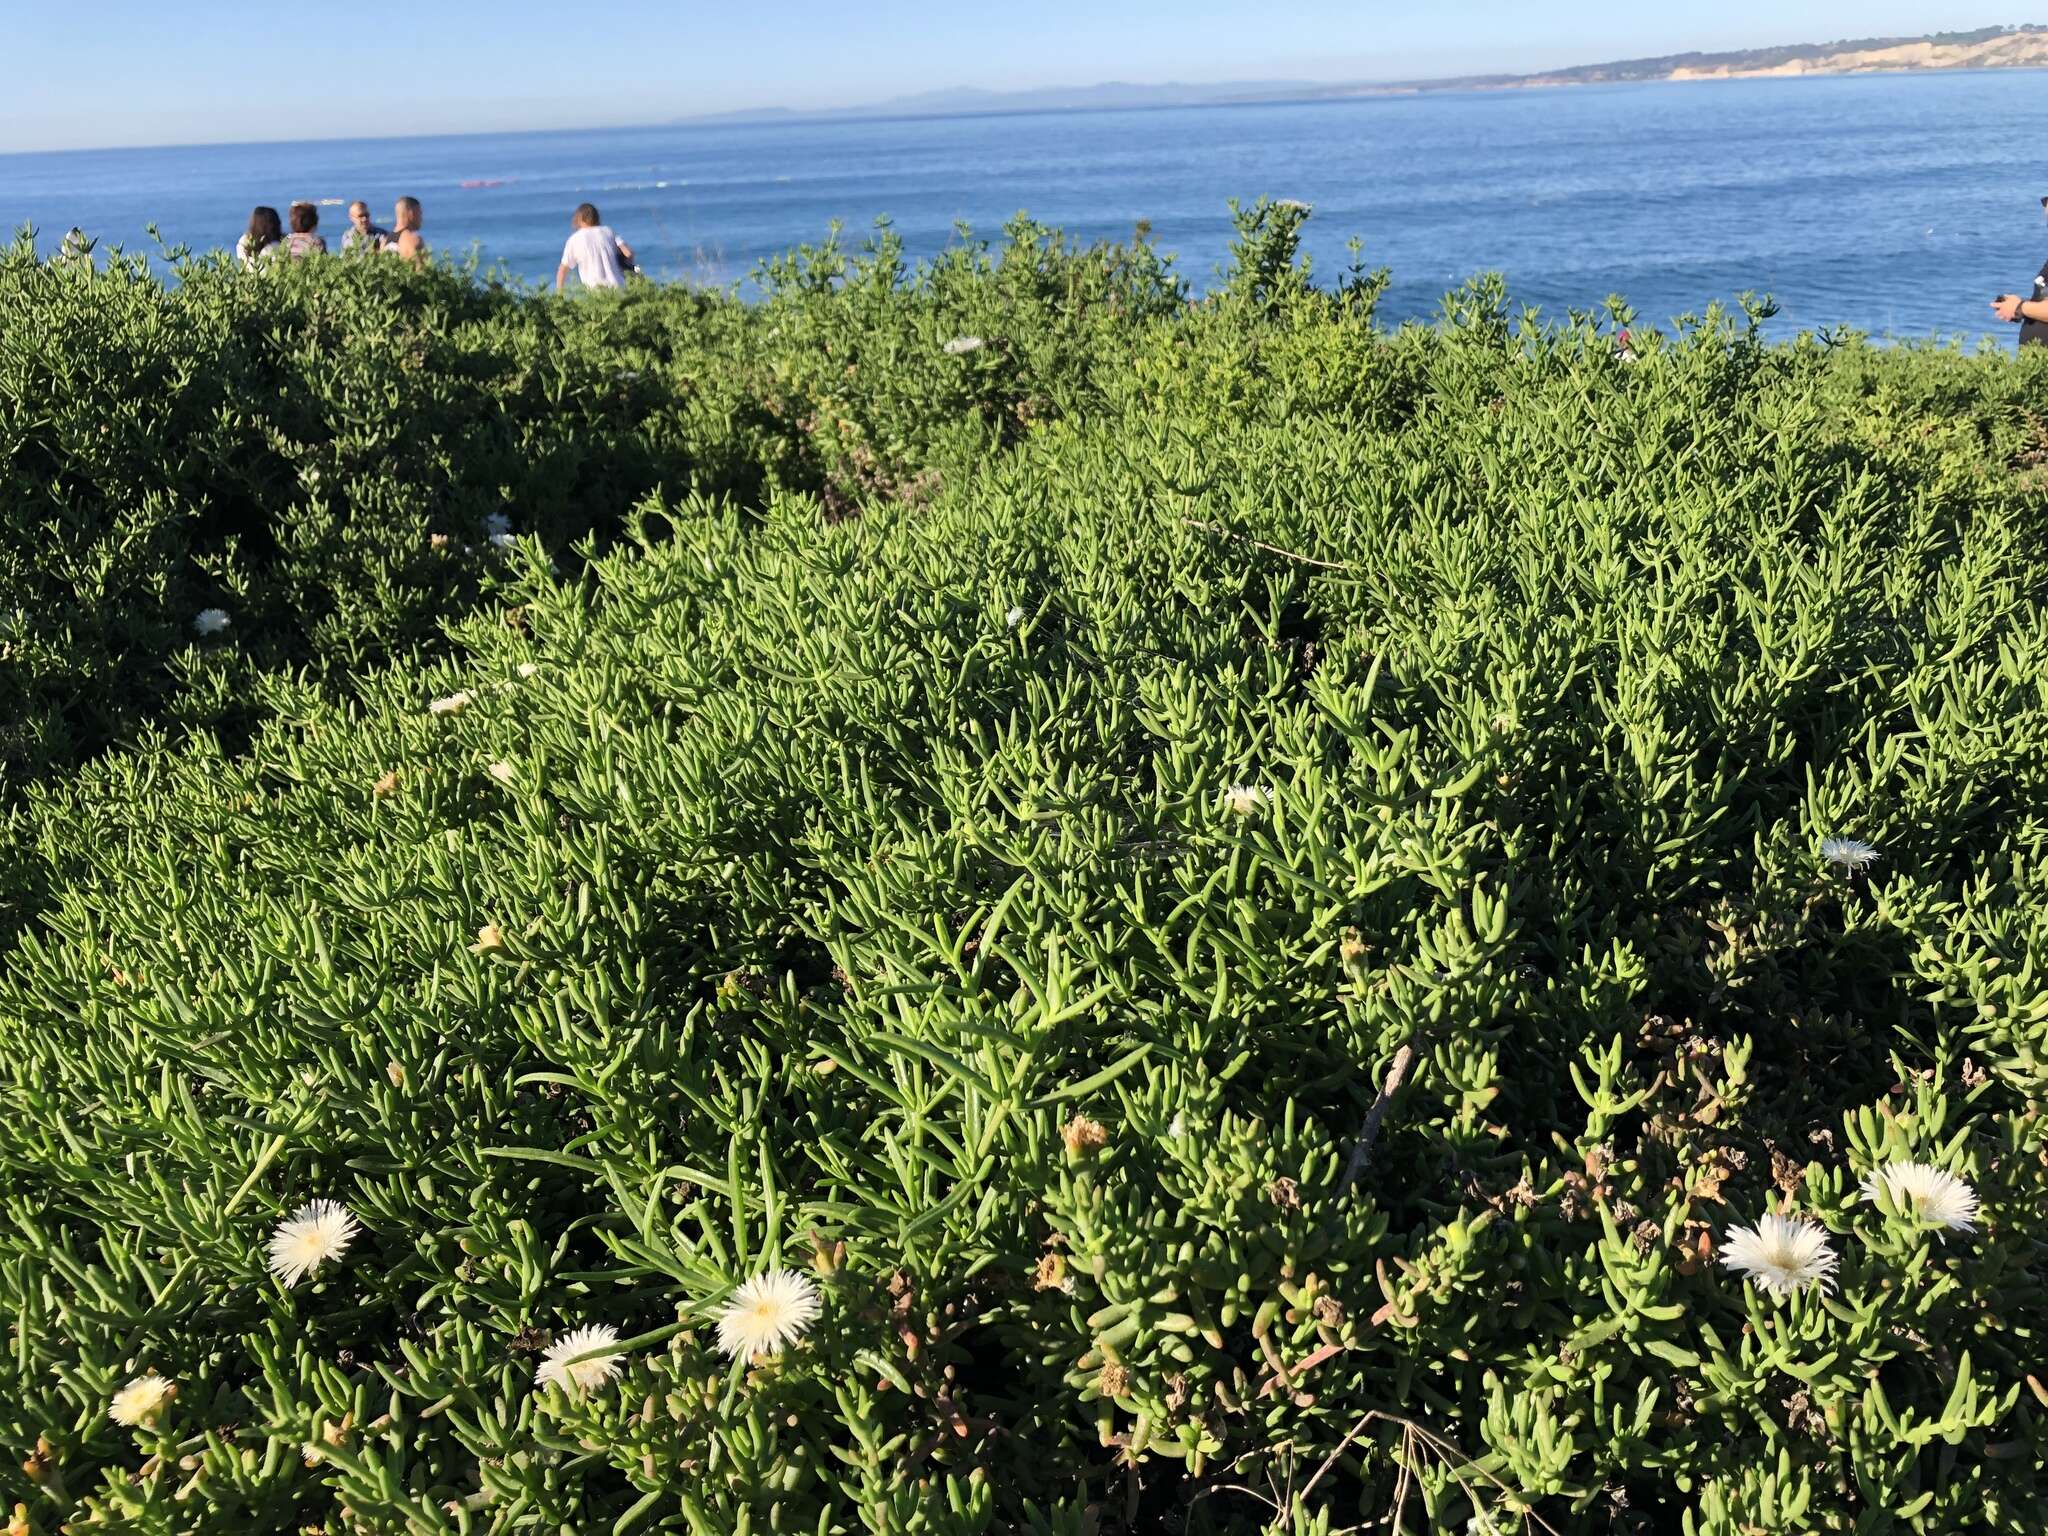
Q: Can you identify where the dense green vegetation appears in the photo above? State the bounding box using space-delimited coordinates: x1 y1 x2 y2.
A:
3 205 2046 1535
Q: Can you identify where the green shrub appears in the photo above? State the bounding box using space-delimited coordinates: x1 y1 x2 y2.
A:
3 218 2047 1534
0 218 1183 799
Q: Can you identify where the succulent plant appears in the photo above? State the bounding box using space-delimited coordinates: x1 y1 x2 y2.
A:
1 206 2044 1534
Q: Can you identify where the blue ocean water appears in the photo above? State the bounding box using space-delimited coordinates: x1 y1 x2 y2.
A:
4 69 2046 343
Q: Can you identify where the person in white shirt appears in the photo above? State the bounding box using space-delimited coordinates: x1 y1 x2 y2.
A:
555 203 636 292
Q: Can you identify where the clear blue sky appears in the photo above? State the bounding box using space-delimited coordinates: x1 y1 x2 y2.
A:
1 3 2024 152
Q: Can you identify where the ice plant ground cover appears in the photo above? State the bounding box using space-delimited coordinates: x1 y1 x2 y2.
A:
2 203 2047 1532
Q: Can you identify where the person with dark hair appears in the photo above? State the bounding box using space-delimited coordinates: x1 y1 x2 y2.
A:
342 200 389 255
555 202 636 292
387 197 428 264
56 228 95 268
284 202 329 258
236 206 285 268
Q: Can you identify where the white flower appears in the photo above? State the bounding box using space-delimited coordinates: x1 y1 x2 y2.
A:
1167 1111 1186 1137
1274 198 1312 212
535 1323 626 1394
267 1200 360 1287
1720 1212 1838 1297
108 1373 175 1428
193 608 231 636
429 691 473 716
515 662 539 679
943 336 985 355
716 1269 822 1359
487 760 517 785
1860 1162 1979 1237
489 532 517 551
484 511 513 538
1005 605 1027 629
1223 784 1271 817
1820 837 1879 874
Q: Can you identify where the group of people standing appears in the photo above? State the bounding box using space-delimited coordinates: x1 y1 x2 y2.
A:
238 197 426 267
234 196 636 292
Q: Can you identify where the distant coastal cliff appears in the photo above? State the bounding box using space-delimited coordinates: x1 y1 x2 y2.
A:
688 25 2048 125
1424 23 2048 91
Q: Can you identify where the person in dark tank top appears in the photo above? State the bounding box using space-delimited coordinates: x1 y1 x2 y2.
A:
1995 197 2048 349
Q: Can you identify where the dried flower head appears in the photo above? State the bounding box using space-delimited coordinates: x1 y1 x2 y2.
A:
193 608 231 637
1720 1213 1838 1297
1005 605 1027 629
535 1324 626 1394
430 532 452 550
428 691 473 717
1062 1115 1109 1157
470 923 505 953
1339 927 1369 969
108 1373 175 1428
267 1201 360 1287
1820 837 1879 874
716 1269 823 1359
1032 1252 1074 1293
1860 1162 1978 1236
372 769 399 798
943 336 986 355
486 760 517 785
1223 784 1271 817
515 662 539 679
1095 1362 1130 1399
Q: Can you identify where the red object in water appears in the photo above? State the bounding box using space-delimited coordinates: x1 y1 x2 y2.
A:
460 179 507 190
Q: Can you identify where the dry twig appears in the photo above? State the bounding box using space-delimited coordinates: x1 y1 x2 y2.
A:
1182 517 1354 571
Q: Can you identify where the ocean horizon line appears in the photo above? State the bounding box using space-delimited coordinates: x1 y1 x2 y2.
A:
8 65 2045 164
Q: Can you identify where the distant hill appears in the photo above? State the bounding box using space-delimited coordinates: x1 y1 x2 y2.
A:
691 80 1312 123
680 24 2048 124
1363 22 2048 92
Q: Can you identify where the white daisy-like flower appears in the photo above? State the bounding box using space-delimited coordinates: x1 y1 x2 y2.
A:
535 1324 626 1394
515 662 539 679
267 1200 360 1287
484 511 513 538
1820 837 1879 874
1860 1162 1979 1237
1720 1212 1838 1297
486 760 517 785
108 1373 175 1428
489 532 517 551
1274 198 1312 212
193 608 231 637
716 1269 823 1359
1223 784 1272 817
428 691 473 716
942 336 985 355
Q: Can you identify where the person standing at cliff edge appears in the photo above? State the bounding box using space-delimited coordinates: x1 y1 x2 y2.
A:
1994 256 2048 349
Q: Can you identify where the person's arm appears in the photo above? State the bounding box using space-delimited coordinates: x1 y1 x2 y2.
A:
614 236 635 269
1995 293 2044 323
556 264 572 292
